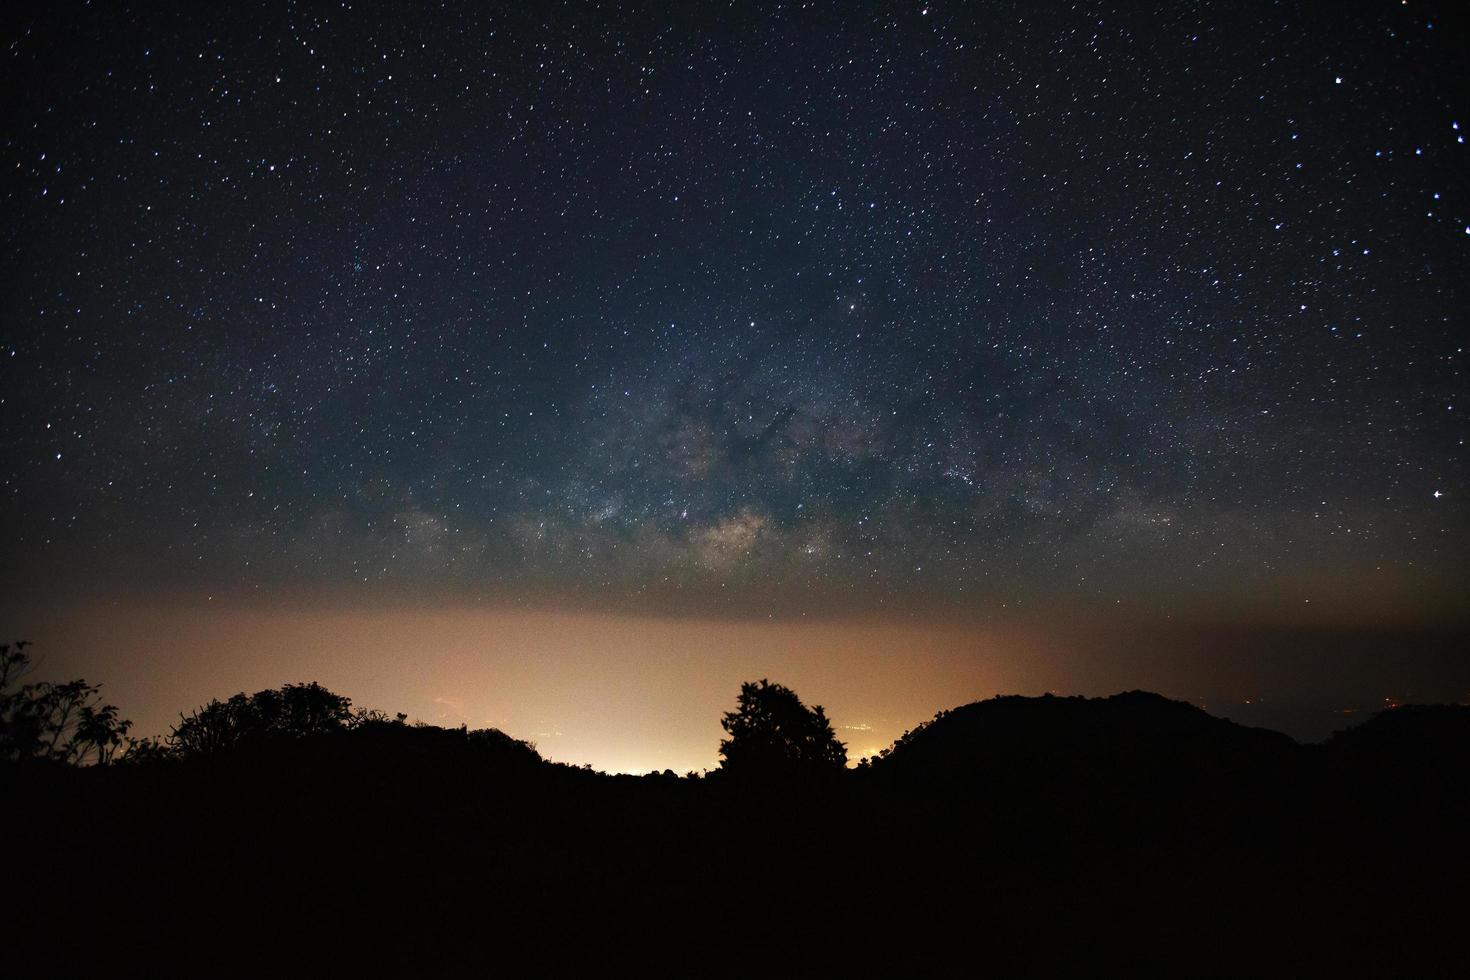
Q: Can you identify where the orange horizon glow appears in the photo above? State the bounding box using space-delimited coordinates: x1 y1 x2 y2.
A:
6 593 1467 774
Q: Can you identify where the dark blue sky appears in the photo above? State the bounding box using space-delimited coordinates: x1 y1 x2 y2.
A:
3 0 1466 624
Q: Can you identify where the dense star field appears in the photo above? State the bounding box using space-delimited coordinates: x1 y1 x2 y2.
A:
1 3 1466 768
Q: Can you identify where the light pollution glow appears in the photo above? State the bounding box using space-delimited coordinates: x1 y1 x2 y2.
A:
8 595 1466 774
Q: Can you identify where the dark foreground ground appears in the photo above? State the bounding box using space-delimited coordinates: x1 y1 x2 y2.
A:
7 691 1467 977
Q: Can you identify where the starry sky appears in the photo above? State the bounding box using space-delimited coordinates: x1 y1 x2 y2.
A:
2 1 1467 770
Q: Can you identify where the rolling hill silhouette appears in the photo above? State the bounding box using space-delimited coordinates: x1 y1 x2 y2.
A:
5 687 1465 976
870 689 1296 779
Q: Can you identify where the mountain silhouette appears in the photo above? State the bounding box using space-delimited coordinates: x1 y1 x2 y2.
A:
1323 702 1470 765
871 689 1296 777
4 686 1464 977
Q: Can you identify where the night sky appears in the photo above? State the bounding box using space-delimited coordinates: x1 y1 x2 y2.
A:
3 1 1467 772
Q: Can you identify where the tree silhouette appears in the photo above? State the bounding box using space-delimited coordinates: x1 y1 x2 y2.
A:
168 681 355 758
0 641 139 765
718 678 847 776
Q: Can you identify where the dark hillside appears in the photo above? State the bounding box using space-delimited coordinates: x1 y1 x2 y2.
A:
869 690 1297 780
6 693 1466 977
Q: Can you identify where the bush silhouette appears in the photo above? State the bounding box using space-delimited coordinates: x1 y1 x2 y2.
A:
168 681 356 758
0 640 139 765
718 678 846 776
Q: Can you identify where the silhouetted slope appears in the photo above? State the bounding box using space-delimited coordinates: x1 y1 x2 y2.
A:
868 690 1296 793
1323 703 1470 766
1317 703 1470 830
6 695 1466 978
